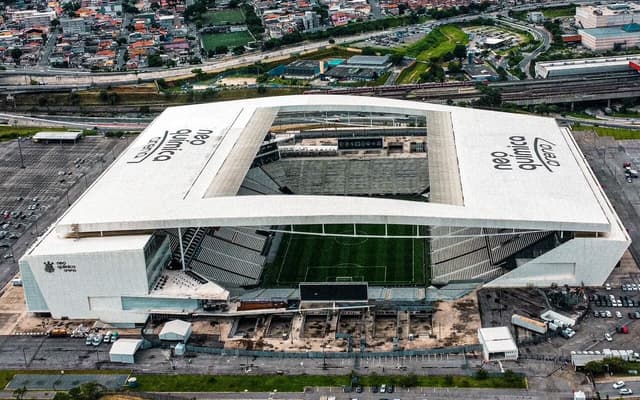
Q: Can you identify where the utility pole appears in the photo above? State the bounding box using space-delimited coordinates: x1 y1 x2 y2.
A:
16 137 25 169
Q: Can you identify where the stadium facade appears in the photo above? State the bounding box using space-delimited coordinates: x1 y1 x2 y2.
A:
19 95 629 325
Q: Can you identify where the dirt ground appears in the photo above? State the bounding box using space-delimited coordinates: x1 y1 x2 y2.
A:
403 291 481 349
219 293 482 352
100 396 143 400
217 76 256 86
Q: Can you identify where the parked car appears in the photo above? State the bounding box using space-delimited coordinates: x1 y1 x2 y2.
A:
616 311 623 318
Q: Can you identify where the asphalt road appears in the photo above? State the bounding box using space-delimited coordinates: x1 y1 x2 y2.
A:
595 380 640 399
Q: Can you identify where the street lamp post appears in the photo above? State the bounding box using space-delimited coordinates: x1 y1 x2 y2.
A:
16 138 25 169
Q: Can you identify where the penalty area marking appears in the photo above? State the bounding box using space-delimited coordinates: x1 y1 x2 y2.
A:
304 265 387 282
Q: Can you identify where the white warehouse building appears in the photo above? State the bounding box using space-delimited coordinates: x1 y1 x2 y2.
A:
19 95 629 325
478 327 518 362
575 3 640 29
535 54 640 78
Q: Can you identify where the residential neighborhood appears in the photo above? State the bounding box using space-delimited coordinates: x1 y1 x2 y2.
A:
0 0 491 71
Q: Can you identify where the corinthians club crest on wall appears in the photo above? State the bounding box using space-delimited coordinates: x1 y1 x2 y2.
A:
43 261 77 273
44 261 55 273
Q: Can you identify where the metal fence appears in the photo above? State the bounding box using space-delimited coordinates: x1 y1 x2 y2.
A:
183 344 482 359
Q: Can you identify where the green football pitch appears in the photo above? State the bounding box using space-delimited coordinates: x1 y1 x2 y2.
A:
263 224 427 286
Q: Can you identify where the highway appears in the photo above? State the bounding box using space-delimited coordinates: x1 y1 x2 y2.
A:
494 17 551 78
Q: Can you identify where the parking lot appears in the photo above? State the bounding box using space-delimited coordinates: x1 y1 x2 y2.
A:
0 135 128 288
353 25 432 49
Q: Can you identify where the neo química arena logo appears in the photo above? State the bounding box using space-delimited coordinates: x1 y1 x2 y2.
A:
128 128 213 163
491 136 560 172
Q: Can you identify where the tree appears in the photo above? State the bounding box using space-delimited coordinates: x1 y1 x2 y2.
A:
256 73 269 84
62 1 81 17
453 43 467 60
77 382 106 400
68 92 81 106
148 54 163 67
150 1 160 9
475 84 502 107
390 53 404 65
10 48 22 62
13 386 27 400
232 45 245 55
399 373 418 387
361 47 376 56
214 45 228 55
475 368 488 380
420 63 445 82
51 19 60 28
447 61 462 74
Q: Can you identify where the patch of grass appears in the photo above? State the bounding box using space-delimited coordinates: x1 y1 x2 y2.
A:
403 25 468 62
359 374 527 389
612 111 640 118
134 375 350 392
0 370 131 388
201 31 253 50
133 373 526 392
264 224 426 286
201 9 245 25
542 5 576 18
572 124 640 139
397 62 428 84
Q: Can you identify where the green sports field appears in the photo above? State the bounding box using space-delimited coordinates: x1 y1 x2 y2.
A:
201 9 246 25
201 31 253 51
263 224 427 286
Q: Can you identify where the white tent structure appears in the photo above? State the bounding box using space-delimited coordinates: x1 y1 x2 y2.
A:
159 320 192 342
478 327 518 362
109 338 143 364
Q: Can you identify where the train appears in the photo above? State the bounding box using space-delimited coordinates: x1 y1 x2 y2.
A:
303 81 477 96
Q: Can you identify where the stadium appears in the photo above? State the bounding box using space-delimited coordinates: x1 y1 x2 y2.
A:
19 95 629 325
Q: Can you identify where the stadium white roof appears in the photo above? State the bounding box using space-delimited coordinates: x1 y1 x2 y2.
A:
51 95 615 238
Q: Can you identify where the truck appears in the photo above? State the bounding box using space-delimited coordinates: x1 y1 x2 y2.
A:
540 310 575 328
511 314 548 334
